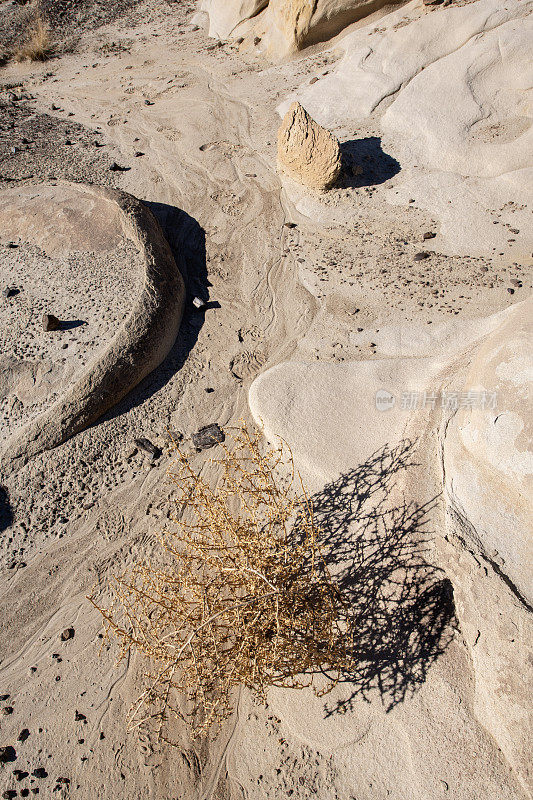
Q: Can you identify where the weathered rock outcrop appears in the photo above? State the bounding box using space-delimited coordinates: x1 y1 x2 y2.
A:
277 102 341 190
198 0 406 57
279 0 533 257
442 297 533 793
0 183 185 472
198 0 268 40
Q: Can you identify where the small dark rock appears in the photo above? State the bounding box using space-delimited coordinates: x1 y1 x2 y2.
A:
144 99 154 105
3 287 20 298
253 36 261 46
309 77 319 84
74 711 86 722
134 438 162 459
32 767 48 779
192 423 225 451
60 628 75 642
0 694 9 701
109 162 130 172
43 314 60 332
507 287 515 294
13 769 29 781
510 278 522 287
422 232 436 240
3 791 16 799
2 706 13 715
7 243 18 248
134 151 145 157
205 387 214 393
284 222 297 229
0 745 17 763
17 729 30 742
414 252 431 261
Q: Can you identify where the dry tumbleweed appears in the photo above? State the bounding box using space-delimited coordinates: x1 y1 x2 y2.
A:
91 424 351 739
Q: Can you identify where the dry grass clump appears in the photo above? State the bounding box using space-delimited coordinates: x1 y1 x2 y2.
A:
91 425 351 739
15 18 52 62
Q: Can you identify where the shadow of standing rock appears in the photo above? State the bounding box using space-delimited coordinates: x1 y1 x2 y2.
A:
340 136 401 188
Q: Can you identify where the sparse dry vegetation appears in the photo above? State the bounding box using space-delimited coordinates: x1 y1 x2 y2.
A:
91 425 352 739
15 18 52 62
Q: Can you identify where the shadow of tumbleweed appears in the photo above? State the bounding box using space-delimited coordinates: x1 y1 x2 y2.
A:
306 440 456 715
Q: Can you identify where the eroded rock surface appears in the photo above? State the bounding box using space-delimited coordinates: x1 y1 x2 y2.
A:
199 0 406 57
442 297 533 793
277 102 341 190
281 0 533 257
0 183 185 472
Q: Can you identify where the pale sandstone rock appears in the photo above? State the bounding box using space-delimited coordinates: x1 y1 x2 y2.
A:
0 183 185 473
442 297 533 793
277 102 341 190
198 0 405 56
279 0 533 257
198 0 268 39
260 0 404 55
248 301 533 795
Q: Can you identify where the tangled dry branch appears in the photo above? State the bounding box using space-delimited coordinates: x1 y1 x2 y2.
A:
90 424 352 739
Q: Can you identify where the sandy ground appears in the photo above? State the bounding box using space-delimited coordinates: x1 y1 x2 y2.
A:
0 1 531 798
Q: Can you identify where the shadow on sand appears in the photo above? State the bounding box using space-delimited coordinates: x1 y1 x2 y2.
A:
101 201 209 424
340 135 401 188
0 485 13 534
306 440 456 715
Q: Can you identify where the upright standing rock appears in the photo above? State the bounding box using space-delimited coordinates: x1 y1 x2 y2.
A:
277 102 341 190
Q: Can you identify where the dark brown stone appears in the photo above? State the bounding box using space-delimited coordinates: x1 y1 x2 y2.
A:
42 314 60 332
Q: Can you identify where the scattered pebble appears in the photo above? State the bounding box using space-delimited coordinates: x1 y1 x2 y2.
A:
109 162 130 172
0 746 17 763
414 252 431 261
17 729 30 743
42 314 60 332
133 438 161 460
60 627 75 642
192 423 225 451
32 767 48 779
422 232 436 240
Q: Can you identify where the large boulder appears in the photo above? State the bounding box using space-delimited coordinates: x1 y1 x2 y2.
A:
277 102 341 190
0 183 185 472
